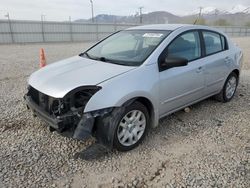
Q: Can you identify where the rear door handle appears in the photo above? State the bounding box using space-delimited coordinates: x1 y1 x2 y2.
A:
225 57 230 63
196 66 203 73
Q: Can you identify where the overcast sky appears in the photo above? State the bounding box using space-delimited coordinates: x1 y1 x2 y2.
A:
0 0 250 21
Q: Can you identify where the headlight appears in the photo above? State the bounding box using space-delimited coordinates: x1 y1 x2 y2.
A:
66 86 101 108
50 86 101 116
74 89 97 108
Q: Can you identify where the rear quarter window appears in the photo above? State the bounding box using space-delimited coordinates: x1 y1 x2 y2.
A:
220 35 228 50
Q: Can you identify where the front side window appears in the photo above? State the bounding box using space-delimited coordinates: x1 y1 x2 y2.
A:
83 30 171 66
203 31 223 55
167 31 201 61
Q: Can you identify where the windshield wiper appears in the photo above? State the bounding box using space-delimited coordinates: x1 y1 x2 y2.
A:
98 57 108 62
80 53 129 65
80 52 93 59
80 53 108 62
98 57 136 66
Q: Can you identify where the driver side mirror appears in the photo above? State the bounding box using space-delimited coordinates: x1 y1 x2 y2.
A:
160 57 188 71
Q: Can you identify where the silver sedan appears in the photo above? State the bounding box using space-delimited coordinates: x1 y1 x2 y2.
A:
25 24 243 152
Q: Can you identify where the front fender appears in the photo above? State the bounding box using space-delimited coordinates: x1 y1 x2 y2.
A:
83 64 160 127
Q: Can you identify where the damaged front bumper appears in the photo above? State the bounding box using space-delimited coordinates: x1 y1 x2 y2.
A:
24 94 112 140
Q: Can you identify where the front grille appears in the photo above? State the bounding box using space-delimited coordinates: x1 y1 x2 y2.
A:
28 86 52 114
27 86 70 116
29 86 40 105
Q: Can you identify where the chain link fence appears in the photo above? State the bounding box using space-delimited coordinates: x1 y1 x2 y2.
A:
0 20 249 44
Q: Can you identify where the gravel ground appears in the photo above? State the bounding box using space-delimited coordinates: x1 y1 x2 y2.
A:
0 38 250 188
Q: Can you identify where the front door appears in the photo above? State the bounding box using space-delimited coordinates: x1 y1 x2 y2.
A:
158 31 205 116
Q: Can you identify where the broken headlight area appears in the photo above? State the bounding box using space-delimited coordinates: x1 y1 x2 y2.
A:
25 85 103 139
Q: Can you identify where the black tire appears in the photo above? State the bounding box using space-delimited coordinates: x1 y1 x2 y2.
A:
114 101 150 151
95 101 150 152
214 72 238 103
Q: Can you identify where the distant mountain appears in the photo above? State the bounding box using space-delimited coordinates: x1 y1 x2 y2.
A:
187 5 250 26
74 4 250 26
189 5 250 15
139 11 180 24
75 11 180 24
190 7 227 15
230 4 250 14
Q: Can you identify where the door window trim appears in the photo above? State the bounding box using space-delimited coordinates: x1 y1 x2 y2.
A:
158 29 202 72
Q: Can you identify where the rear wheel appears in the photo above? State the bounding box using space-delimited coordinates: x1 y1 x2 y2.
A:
214 72 238 102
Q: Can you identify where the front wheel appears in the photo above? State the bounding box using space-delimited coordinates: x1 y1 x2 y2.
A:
113 101 149 151
95 101 150 152
214 72 238 102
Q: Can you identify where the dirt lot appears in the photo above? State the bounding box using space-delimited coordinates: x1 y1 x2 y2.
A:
0 38 250 188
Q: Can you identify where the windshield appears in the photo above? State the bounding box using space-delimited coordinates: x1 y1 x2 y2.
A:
82 30 171 66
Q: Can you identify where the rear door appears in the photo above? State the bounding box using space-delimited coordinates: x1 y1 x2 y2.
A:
201 31 230 95
158 30 206 116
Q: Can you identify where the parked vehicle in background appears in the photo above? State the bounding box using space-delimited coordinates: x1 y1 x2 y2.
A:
24 24 243 152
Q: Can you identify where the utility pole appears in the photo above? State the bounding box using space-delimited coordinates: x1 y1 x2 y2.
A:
41 14 46 22
198 7 203 20
194 7 203 24
139 7 143 24
90 0 94 23
5 12 14 43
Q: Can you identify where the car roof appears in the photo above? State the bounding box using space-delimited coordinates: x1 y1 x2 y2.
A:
126 24 193 31
125 24 226 37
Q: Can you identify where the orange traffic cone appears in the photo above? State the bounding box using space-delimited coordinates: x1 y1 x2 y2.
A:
39 48 47 68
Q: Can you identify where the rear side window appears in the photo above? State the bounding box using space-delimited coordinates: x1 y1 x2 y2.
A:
167 31 201 61
203 31 225 55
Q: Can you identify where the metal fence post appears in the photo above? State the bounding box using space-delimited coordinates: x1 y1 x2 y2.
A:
96 23 99 41
69 22 73 42
6 13 14 43
114 22 117 32
69 16 73 42
41 17 45 42
8 20 14 43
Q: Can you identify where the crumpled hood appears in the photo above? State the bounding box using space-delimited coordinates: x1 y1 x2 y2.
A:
28 56 136 98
